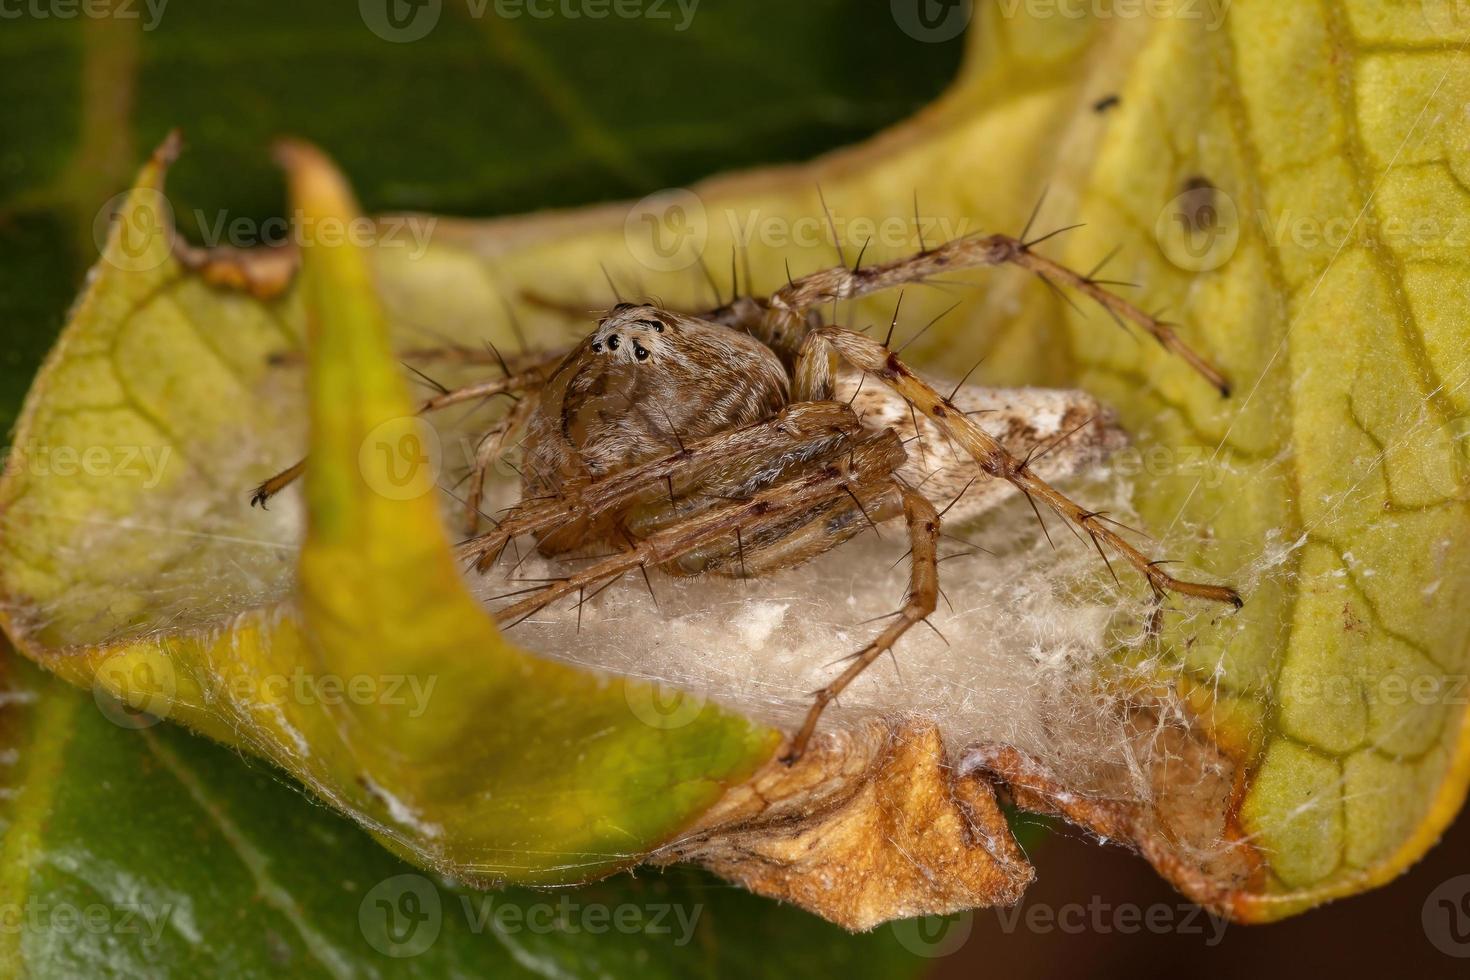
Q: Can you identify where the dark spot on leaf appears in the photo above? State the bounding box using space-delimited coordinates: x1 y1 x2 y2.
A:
1178 176 1219 231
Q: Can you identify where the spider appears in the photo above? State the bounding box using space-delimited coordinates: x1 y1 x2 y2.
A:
252 226 1242 763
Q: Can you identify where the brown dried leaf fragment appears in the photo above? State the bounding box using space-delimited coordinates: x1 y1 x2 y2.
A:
658 722 1033 931
173 239 300 300
966 724 1266 918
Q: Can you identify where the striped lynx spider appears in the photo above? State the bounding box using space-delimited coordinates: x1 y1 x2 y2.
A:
253 220 1242 762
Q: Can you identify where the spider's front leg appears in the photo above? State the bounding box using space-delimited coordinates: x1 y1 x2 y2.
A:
482 429 906 627
764 233 1231 396
463 395 534 535
249 349 564 511
783 483 939 763
457 401 864 572
795 326 1242 610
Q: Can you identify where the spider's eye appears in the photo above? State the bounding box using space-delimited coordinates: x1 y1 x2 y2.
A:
636 318 664 333
633 341 650 361
591 342 602 352
606 334 621 350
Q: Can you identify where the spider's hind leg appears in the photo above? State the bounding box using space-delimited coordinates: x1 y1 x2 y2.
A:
794 326 1241 610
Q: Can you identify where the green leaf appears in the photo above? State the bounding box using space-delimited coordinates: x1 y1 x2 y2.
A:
0 655 922 977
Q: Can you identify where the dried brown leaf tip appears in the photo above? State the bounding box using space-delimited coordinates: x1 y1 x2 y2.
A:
173 239 300 300
658 722 1033 931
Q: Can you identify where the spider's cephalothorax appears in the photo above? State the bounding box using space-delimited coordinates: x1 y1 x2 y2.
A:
252 231 1243 761
520 301 905 571
524 306 787 492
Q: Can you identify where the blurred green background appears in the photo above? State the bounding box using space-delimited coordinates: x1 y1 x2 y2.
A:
0 2 965 976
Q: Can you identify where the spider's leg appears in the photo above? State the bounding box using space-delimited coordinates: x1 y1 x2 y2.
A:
457 401 865 572
270 344 568 370
485 432 905 626
794 326 1242 609
248 458 306 509
764 232 1230 396
783 483 939 764
415 357 561 414
249 353 564 509
463 395 534 535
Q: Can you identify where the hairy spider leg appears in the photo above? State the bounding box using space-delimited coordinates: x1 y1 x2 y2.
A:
483 431 905 629
457 401 865 572
761 232 1231 396
782 484 939 763
464 395 535 535
793 326 1242 609
249 350 565 509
